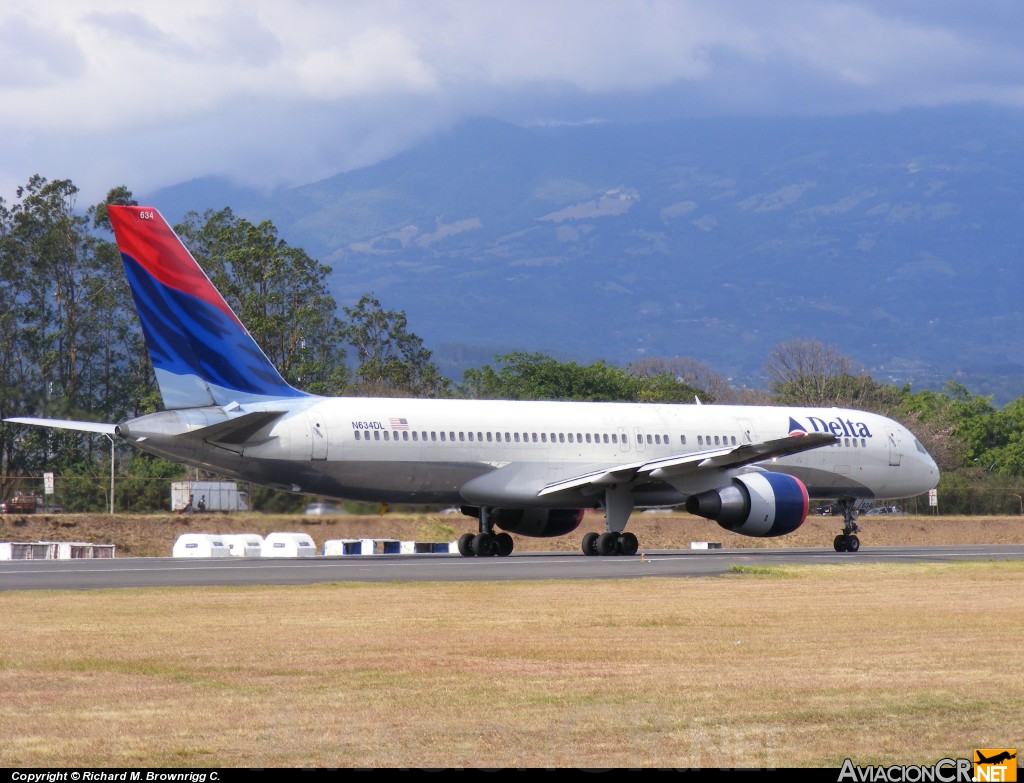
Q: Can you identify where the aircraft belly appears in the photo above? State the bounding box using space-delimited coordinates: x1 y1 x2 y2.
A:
231 457 490 504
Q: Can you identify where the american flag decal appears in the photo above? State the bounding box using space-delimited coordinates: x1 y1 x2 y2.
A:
390 417 409 430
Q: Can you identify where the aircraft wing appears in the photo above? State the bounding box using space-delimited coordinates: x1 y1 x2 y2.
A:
537 432 837 497
4 417 118 435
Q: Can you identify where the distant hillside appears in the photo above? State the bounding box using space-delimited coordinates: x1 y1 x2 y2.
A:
147 106 1024 402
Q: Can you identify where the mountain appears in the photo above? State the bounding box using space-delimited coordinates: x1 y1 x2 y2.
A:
146 106 1024 402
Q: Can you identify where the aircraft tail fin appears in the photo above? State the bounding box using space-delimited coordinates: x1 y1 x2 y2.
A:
108 206 308 409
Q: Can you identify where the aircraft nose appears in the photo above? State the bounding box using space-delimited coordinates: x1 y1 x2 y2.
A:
917 441 940 490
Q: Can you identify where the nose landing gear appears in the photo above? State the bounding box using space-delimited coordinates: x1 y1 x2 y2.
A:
833 498 861 552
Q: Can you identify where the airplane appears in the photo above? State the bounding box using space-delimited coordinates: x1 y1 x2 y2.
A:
5 206 939 557
976 751 1016 765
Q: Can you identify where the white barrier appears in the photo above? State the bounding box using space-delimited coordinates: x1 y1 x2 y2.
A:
0 541 116 560
323 538 458 556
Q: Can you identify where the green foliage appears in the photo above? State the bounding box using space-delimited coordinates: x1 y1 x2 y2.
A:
116 453 183 512
248 486 307 513
343 294 450 397
461 352 704 403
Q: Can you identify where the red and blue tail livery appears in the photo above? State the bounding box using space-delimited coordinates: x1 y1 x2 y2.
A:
108 206 308 409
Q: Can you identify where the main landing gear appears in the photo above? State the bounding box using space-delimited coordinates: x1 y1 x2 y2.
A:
833 497 862 553
581 530 639 556
582 486 638 556
457 507 514 557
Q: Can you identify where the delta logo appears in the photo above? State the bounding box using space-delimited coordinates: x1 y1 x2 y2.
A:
974 749 1017 782
788 416 874 439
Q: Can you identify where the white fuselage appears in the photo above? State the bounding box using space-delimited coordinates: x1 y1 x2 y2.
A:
120 397 939 509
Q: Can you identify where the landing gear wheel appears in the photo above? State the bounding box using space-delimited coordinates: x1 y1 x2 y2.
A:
596 531 620 556
458 533 475 557
582 531 599 556
471 532 496 557
834 498 863 553
618 532 639 556
494 532 514 557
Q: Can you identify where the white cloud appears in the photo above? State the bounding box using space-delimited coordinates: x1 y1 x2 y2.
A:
1 0 1022 203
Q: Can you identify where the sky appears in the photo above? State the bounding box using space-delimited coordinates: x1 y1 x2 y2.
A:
2 0 1023 205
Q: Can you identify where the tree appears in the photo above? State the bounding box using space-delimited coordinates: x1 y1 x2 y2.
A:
628 356 772 404
461 352 704 403
1 177 148 500
342 294 450 397
175 208 349 395
764 338 902 412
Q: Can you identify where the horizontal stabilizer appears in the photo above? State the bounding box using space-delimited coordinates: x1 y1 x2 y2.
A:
4 417 117 435
187 410 287 444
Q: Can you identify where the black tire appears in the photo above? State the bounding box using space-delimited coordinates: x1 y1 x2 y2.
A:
847 534 860 552
834 534 849 553
618 532 639 556
472 533 496 557
596 532 619 556
495 532 514 557
457 532 476 557
581 531 599 556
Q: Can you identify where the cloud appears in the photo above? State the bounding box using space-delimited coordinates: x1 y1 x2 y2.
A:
1 0 1022 203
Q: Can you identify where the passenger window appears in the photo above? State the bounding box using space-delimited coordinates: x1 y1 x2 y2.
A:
373 431 380 440
354 431 361 440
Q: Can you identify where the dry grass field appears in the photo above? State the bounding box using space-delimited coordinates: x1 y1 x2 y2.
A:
1 512 1022 768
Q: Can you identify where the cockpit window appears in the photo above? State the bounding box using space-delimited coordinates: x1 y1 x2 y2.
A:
915 439 928 455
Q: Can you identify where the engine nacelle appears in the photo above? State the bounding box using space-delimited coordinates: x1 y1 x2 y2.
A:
684 473 809 538
489 507 586 538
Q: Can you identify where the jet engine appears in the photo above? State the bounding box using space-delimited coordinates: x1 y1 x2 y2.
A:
684 472 809 537
478 507 586 538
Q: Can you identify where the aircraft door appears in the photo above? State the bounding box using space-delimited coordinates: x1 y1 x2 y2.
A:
306 412 328 460
737 418 757 444
884 427 902 467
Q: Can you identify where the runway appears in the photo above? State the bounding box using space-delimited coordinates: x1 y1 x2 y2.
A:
1 544 1022 591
